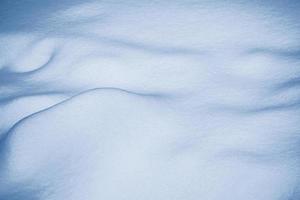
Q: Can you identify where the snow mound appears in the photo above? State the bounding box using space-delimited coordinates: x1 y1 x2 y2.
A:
0 1 300 199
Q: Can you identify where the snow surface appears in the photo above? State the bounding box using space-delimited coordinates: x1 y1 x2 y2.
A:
0 0 300 199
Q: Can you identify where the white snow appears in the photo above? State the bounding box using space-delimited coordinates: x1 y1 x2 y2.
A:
0 1 300 199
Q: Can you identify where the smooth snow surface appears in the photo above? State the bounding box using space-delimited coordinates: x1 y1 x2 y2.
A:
1 1 300 199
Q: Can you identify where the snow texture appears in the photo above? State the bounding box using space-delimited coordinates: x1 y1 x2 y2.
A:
0 0 300 199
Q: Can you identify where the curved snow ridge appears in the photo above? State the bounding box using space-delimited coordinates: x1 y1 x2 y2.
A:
0 87 166 139
3 87 173 148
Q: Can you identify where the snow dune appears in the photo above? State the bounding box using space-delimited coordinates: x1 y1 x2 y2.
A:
0 1 300 199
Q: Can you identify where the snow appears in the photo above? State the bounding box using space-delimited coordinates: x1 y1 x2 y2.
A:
0 1 300 199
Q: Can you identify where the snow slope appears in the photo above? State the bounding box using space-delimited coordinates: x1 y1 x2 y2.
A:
0 1 300 199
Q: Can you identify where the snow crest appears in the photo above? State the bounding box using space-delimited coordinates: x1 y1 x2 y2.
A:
1 1 300 199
